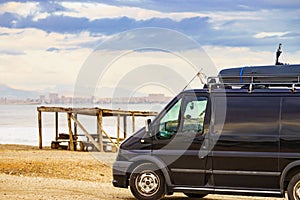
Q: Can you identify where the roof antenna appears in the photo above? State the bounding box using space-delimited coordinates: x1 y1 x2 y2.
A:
275 43 283 65
182 69 207 91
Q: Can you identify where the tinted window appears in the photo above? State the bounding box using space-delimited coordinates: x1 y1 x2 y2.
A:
158 99 182 139
281 97 300 135
157 96 208 139
182 97 207 133
214 96 280 135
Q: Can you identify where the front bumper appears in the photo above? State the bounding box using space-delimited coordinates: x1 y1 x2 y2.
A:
112 161 133 188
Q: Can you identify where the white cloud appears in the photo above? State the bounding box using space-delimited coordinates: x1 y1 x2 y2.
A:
0 27 102 52
254 31 290 39
0 47 91 91
1 28 299 93
204 46 273 68
32 12 50 21
88 49 212 98
203 45 300 70
57 2 205 21
0 2 39 17
0 1 264 26
0 27 101 90
57 2 265 24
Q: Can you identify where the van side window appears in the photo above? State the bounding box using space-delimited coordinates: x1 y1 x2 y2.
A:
182 97 207 133
214 96 280 135
157 97 208 139
158 99 182 139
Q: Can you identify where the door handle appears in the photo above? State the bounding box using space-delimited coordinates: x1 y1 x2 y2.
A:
199 139 209 159
140 138 152 144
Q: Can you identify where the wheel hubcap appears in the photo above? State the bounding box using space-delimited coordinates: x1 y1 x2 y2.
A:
136 171 159 196
293 181 300 200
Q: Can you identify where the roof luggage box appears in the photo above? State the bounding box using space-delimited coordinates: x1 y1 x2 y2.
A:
218 64 300 84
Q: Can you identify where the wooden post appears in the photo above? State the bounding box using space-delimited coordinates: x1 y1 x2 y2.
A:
67 113 74 151
123 115 127 139
123 116 127 139
74 113 78 137
97 111 103 152
132 113 135 133
117 112 120 146
38 110 42 149
55 112 58 141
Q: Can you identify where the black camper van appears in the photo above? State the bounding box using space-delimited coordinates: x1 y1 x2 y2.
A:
113 64 300 200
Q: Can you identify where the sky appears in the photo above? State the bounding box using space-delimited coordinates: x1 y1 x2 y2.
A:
0 0 300 98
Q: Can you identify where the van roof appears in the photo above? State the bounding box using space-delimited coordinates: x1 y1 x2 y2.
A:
183 88 300 95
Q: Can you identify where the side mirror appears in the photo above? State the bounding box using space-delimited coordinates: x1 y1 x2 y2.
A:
141 119 153 144
145 119 152 135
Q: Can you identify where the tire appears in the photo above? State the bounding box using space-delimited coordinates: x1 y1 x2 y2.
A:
288 173 300 200
129 163 165 200
184 192 207 199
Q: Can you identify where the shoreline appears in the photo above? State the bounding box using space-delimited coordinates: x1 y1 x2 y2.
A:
0 144 49 150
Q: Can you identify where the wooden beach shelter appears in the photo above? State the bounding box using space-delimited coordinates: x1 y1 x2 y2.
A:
37 106 157 152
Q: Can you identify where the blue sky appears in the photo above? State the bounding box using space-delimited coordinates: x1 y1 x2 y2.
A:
0 0 299 95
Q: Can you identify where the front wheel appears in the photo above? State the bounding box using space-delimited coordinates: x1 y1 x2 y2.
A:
129 163 165 200
287 173 300 200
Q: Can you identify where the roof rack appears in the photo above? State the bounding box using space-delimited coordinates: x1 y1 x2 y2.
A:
206 75 300 93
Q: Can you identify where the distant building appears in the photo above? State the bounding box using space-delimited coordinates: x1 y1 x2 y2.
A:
49 93 59 104
91 96 95 104
61 96 72 104
148 93 165 103
0 97 7 104
39 95 46 104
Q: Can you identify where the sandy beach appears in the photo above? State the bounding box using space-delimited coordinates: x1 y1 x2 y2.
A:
0 144 285 200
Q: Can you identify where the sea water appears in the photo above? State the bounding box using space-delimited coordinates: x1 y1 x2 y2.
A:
0 103 165 146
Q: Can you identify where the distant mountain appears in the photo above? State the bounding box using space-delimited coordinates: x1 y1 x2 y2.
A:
0 84 39 99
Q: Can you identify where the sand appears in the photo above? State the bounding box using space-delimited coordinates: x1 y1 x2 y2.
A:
0 144 284 200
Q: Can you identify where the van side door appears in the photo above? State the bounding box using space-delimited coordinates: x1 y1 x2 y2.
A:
151 93 210 187
280 96 300 174
211 95 280 190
